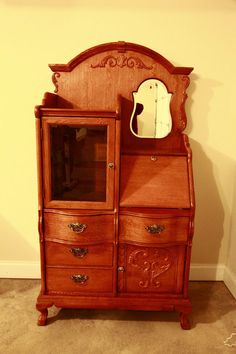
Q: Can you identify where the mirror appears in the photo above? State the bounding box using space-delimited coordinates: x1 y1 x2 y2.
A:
130 79 172 139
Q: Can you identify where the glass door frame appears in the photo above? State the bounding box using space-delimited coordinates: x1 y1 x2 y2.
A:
42 116 116 210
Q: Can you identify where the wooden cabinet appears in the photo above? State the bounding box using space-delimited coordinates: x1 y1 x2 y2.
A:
35 41 195 329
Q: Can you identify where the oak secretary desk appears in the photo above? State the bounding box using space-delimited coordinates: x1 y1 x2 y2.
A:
35 42 195 329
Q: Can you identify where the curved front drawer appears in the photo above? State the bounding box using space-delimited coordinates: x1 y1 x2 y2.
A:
46 267 113 294
119 215 189 244
45 241 113 267
44 212 114 243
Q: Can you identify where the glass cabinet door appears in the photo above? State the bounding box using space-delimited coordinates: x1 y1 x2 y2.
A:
42 117 115 209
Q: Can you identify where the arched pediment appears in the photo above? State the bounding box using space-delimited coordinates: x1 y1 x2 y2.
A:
49 41 193 75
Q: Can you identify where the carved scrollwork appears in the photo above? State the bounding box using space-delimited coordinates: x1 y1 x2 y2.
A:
52 72 60 93
182 76 190 86
128 248 171 289
176 75 191 131
91 55 153 70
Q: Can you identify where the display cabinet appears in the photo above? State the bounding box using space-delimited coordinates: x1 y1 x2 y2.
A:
35 41 194 329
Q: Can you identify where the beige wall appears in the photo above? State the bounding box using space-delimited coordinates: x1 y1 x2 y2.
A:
0 0 236 289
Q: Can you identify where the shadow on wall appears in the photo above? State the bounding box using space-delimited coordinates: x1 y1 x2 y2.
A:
184 73 224 140
225 162 236 274
184 73 228 268
190 139 225 266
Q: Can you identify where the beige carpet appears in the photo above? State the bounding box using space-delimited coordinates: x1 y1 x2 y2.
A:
0 280 235 354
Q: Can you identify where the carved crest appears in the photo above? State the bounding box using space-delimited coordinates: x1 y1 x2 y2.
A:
91 54 153 70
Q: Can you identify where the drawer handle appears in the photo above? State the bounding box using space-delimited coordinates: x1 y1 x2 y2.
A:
71 274 89 284
70 247 88 258
145 224 165 234
68 223 87 233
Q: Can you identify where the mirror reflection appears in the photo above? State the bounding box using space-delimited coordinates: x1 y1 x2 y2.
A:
130 79 172 139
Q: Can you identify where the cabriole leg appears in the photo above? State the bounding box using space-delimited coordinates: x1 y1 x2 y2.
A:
36 302 52 326
179 312 191 330
37 308 48 326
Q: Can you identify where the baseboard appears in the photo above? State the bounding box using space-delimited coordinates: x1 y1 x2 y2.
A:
0 261 41 279
223 266 236 299
189 263 225 281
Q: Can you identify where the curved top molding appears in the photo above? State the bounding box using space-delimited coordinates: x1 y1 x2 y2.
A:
49 41 193 75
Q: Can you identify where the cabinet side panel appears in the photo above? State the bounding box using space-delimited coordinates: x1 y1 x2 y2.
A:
35 117 46 294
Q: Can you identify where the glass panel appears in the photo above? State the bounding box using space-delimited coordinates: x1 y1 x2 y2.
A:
50 125 107 202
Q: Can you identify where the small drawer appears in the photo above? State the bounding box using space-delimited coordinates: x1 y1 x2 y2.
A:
45 241 113 267
46 267 113 294
44 212 114 243
119 215 189 244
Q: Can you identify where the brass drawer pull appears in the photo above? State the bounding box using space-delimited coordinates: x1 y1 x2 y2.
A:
68 223 87 233
145 224 165 234
70 247 88 258
71 274 89 284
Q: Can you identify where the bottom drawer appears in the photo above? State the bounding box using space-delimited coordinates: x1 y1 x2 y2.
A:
46 267 113 294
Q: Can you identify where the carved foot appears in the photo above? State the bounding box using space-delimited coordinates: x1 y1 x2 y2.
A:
36 297 54 326
37 308 48 326
179 312 191 330
36 301 51 326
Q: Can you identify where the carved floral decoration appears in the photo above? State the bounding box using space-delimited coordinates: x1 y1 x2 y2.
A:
128 248 171 288
91 55 153 70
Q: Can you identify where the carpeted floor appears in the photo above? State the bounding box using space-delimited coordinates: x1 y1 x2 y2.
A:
0 280 235 354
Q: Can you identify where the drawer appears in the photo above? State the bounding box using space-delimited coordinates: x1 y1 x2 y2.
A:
45 241 113 267
46 267 113 294
119 215 189 244
44 212 114 243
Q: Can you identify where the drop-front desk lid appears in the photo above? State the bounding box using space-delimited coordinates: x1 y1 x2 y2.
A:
120 155 191 209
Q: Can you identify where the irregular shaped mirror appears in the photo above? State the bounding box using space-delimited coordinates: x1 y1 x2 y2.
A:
130 79 172 138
